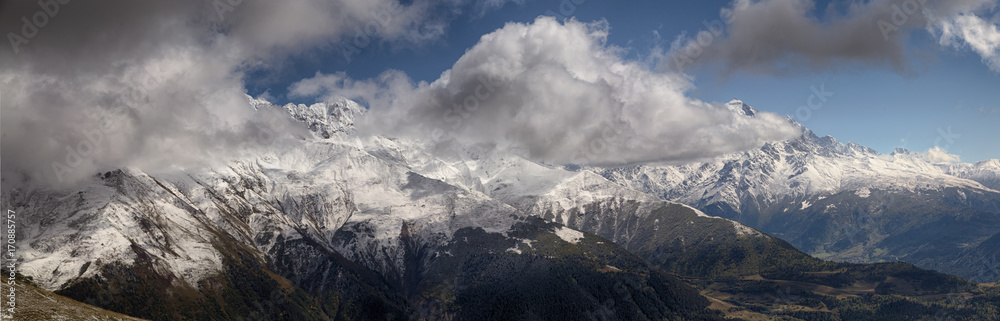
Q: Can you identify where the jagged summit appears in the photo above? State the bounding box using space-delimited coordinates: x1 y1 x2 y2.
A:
725 98 757 117
967 158 1000 170
891 147 912 155
249 95 366 139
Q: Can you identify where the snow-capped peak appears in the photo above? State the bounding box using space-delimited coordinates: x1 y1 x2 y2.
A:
282 97 366 139
246 94 273 111
891 147 912 156
726 99 757 117
978 159 1000 170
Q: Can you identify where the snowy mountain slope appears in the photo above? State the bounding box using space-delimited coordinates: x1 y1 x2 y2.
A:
6 163 419 319
944 159 1000 190
355 125 853 280
4 137 523 283
596 99 1000 282
599 102 994 211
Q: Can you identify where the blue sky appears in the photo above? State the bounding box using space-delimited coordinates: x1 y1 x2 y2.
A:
245 0 999 162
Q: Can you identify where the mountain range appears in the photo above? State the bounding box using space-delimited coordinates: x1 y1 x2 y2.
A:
599 99 1000 283
2 97 1000 320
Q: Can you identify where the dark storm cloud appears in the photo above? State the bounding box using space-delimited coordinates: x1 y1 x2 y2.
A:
662 0 999 74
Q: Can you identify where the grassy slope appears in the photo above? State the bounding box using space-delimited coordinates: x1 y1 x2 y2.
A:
0 274 147 321
636 203 1000 320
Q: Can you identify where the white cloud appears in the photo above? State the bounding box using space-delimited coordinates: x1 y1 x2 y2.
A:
925 146 962 164
932 12 1000 72
293 17 802 166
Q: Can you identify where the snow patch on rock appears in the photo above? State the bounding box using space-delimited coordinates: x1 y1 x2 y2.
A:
553 226 585 244
732 221 761 237
679 203 721 218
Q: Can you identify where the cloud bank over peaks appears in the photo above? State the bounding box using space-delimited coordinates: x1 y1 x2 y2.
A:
0 0 509 187
293 17 802 166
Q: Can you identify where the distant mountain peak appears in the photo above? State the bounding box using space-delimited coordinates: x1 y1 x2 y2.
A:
979 159 1000 169
891 147 912 155
245 94 273 111
280 97 366 139
725 99 757 117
